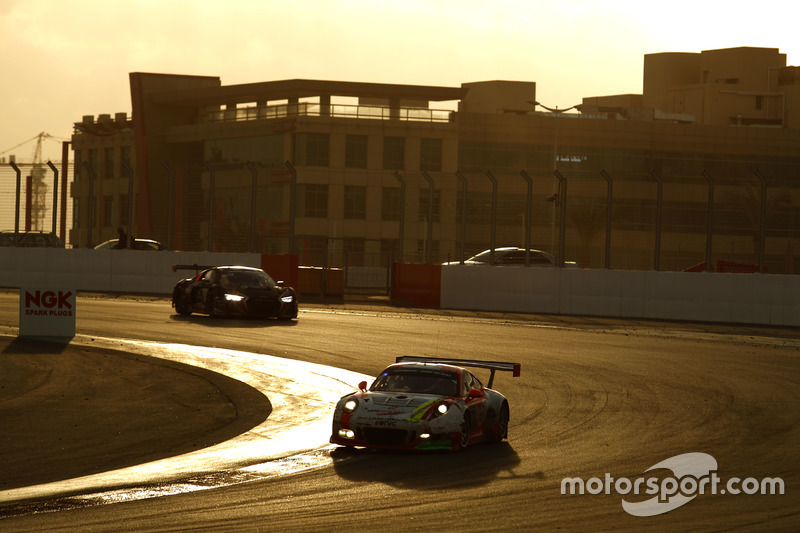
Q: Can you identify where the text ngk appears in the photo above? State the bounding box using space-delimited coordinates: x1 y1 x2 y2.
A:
25 290 73 310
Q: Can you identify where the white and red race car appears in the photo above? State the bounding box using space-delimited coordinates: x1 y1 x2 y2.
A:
330 356 521 451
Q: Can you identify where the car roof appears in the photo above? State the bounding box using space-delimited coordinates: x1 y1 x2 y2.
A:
216 265 264 272
383 362 464 374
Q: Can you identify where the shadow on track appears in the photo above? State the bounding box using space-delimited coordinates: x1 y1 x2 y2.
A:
169 313 299 329
330 442 522 490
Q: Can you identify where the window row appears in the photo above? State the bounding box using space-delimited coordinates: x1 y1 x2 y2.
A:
73 194 131 229
73 146 133 181
299 185 432 221
296 133 443 171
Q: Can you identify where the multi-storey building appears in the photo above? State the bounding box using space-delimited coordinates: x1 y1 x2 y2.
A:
71 46 800 273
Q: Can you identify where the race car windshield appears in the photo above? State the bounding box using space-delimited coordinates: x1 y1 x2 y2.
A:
221 271 276 289
370 370 459 396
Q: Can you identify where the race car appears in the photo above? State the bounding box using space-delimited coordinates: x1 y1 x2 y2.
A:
330 356 521 451
172 265 298 320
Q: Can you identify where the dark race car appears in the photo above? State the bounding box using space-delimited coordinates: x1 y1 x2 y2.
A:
330 356 521 451
172 265 298 320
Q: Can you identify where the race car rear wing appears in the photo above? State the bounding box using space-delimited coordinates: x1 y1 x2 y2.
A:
395 356 521 389
172 264 214 273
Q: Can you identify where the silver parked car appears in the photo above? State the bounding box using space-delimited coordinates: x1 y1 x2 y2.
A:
444 247 577 267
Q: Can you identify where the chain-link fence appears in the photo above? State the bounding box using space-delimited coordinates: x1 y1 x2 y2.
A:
6 160 799 276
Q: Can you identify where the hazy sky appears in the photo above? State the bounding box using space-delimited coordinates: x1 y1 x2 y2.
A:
1 0 797 163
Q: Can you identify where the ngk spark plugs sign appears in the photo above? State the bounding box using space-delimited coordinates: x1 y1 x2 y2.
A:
19 288 76 337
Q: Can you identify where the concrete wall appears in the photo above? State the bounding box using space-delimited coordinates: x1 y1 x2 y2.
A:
441 266 800 327
3 248 798 326
0 248 261 295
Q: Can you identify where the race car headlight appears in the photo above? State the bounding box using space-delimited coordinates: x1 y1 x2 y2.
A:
343 399 359 413
429 402 449 418
338 429 355 439
280 294 294 303
224 293 245 302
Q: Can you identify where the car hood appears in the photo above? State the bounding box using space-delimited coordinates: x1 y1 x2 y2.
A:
359 391 446 414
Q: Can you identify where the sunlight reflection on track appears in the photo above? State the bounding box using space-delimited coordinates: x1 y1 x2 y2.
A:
0 334 371 517
1 446 340 517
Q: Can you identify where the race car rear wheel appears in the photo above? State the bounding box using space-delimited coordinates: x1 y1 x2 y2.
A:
496 403 509 441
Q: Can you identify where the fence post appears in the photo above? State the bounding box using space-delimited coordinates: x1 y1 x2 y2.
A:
702 169 714 272
83 160 96 247
10 161 21 242
247 162 258 253
455 170 468 263
163 161 174 251
650 170 664 271
485 171 498 264
46 161 59 240
520 170 533 266
203 161 215 252
122 160 135 248
421 170 434 263
284 161 297 255
393 170 406 262
600 169 613 269
753 168 767 273
554 170 567 268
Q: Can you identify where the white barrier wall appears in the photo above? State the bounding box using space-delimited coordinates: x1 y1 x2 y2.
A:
0 248 262 295
441 266 800 327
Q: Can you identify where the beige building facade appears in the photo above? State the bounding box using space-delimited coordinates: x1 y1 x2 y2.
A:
70 47 800 273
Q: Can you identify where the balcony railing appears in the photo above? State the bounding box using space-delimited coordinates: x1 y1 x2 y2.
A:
200 102 455 124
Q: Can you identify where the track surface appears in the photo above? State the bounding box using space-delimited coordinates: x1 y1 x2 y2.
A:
1 293 799 532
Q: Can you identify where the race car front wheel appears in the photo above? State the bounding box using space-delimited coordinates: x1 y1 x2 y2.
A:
457 412 472 450
175 296 192 316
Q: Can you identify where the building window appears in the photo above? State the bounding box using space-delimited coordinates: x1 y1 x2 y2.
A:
383 137 405 170
345 135 368 168
119 194 130 226
88 149 99 177
295 133 329 166
420 138 442 171
120 146 132 176
418 188 440 223
72 197 80 229
301 184 328 218
103 148 114 179
74 150 82 181
344 185 366 219
103 195 113 227
381 187 402 221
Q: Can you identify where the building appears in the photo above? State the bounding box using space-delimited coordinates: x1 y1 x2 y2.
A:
70 46 800 273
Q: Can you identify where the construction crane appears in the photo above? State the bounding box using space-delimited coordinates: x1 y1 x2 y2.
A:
1 132 64 231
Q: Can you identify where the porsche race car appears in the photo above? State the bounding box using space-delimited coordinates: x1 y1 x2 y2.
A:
330 356 521 451
172 265 298 320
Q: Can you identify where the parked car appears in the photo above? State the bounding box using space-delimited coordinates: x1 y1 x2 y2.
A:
172 265 298 320
444 247 577 267
330 356 521 451
0 230 65 248
94 238 165 251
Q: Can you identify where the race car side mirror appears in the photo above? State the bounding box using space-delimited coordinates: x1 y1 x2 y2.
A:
358 380 368 392
468 389 483 399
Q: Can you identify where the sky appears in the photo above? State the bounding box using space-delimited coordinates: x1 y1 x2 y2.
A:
1 0 798 164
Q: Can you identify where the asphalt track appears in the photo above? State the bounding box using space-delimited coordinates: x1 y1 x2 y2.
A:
0 292 799 532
